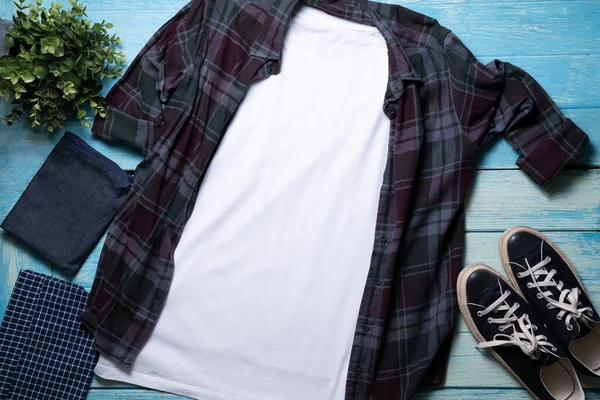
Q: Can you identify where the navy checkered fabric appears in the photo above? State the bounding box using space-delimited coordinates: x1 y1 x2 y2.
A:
0 270 98 399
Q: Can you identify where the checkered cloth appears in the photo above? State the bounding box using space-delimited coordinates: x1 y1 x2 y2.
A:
0 270 98 399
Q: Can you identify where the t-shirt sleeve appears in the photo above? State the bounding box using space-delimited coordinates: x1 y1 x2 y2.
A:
443 31 589 185
91 3 193 155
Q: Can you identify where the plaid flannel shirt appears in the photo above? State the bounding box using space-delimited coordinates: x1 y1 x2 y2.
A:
82 0 589 398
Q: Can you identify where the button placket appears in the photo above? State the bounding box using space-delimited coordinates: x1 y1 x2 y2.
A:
348 99 397 392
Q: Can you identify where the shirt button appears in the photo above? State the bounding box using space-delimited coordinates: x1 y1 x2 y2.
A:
362 325 370 332
386 191 393 199
381 235 388 243
354 368 363 375
384 104 397 119
374 280 381 286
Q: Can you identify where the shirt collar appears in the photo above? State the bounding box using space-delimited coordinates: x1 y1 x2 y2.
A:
249 0 424 102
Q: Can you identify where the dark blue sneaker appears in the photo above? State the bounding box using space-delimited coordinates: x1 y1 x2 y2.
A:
500 226 600 378
458 264 583 400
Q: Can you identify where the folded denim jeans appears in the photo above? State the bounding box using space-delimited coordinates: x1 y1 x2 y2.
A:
1 131 132 274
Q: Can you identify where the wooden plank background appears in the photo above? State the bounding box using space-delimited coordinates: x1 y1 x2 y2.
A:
1 0 599 398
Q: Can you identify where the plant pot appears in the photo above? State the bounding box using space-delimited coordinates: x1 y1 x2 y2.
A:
0 18 12 56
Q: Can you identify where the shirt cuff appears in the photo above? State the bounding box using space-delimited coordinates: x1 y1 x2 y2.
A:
515 119 589 186
92 105 156 156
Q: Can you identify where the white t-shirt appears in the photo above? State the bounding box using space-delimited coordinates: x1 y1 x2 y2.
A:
95 6 390 400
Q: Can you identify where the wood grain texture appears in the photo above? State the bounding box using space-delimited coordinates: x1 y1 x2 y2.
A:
0 0 599 398
0 0 11 19
4 2 599 57
91 2 600 57
83 388 600 399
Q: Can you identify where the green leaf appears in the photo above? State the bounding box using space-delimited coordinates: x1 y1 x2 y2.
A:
83 121 90 128
105 22 113 29
59 58 73 72
40 36 60 54
20 70 35 83
33 64 47 78
76 109 86 119
5 25 17 35
5 35 14 48
55 2 64 8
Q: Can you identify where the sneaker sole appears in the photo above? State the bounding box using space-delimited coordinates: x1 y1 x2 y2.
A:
457 263 542 400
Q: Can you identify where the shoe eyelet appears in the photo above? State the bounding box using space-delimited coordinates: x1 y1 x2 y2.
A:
552 347 557 352
487 318 492 323
547 304 553 309
567 325 574 331
517 272 524 278
533 325 538 331
523 313 529 319
506 290 511 295
557 315 562 321
499 327 505 332
527 283 533 288
477 311 482 317
587 310 594 316
537 293 543 299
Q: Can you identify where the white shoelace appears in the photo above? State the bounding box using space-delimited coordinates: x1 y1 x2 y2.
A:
511 242 593 331
469 283 557 359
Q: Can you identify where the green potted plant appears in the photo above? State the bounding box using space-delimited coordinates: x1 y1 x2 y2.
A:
0 0 125 132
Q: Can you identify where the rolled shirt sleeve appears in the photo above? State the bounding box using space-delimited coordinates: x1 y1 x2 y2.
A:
92 4 191 155
444 31 589 185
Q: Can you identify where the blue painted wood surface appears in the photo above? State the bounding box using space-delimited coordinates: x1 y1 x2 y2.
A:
1 0 599 399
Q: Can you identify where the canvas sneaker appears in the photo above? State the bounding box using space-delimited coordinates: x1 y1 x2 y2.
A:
458 264 584 400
